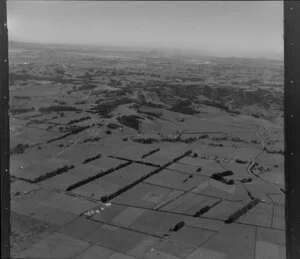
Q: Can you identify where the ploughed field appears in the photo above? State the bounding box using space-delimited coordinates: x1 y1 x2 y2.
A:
9 45 285 259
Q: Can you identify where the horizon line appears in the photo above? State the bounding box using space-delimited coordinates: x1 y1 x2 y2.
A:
8 40 284 61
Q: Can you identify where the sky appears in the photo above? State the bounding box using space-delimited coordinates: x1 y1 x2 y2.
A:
7 1 283 59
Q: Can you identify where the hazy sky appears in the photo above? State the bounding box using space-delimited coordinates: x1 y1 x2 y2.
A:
7 1 283 58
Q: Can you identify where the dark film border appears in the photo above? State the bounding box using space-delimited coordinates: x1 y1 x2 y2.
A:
0 1 298 259
0 0 10 258
284 1 300 259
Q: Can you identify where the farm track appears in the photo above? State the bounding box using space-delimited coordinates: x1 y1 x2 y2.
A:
53 135 86 158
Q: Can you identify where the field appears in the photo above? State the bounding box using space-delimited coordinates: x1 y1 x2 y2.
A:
9 43 285 259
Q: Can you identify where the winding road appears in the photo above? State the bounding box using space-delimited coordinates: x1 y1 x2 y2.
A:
247 129 285 195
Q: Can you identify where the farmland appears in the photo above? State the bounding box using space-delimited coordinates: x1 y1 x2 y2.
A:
9 43 284 259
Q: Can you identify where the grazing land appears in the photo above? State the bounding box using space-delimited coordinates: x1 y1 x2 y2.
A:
10 43 284 258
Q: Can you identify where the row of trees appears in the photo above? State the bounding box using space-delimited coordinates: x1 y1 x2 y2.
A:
82 154 102 164
31 165 75 183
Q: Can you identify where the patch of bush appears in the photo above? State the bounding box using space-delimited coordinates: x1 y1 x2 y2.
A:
230 137 245 143
10 144 30 155
74 100 87 105
235 159 248 164
58 126 65 132
142 101 164 109
90 98 135 118
162 136 198 144
240 178 252 183
169 221 185 232
117 115 142 131
108 79 122 87
76 73 93 79
210 173 223 181
67 116 91 125
13 96 31 100
264 148 284 155
169 99 198 115
47 125 54 131
219 171 233 177
201 100 233 113
26 119 48 126
10 72 73 83
54 100 67 105
47 125 91 143
83 136 101 143
107 123 121 130
77 84 97 91
133 136 199 144
137 109 162 119
39 105 79 113
211 171 234 185
193 206 210 217
209 143 224 147
10 107 35 115
133 138 158 144
227 179 235 185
